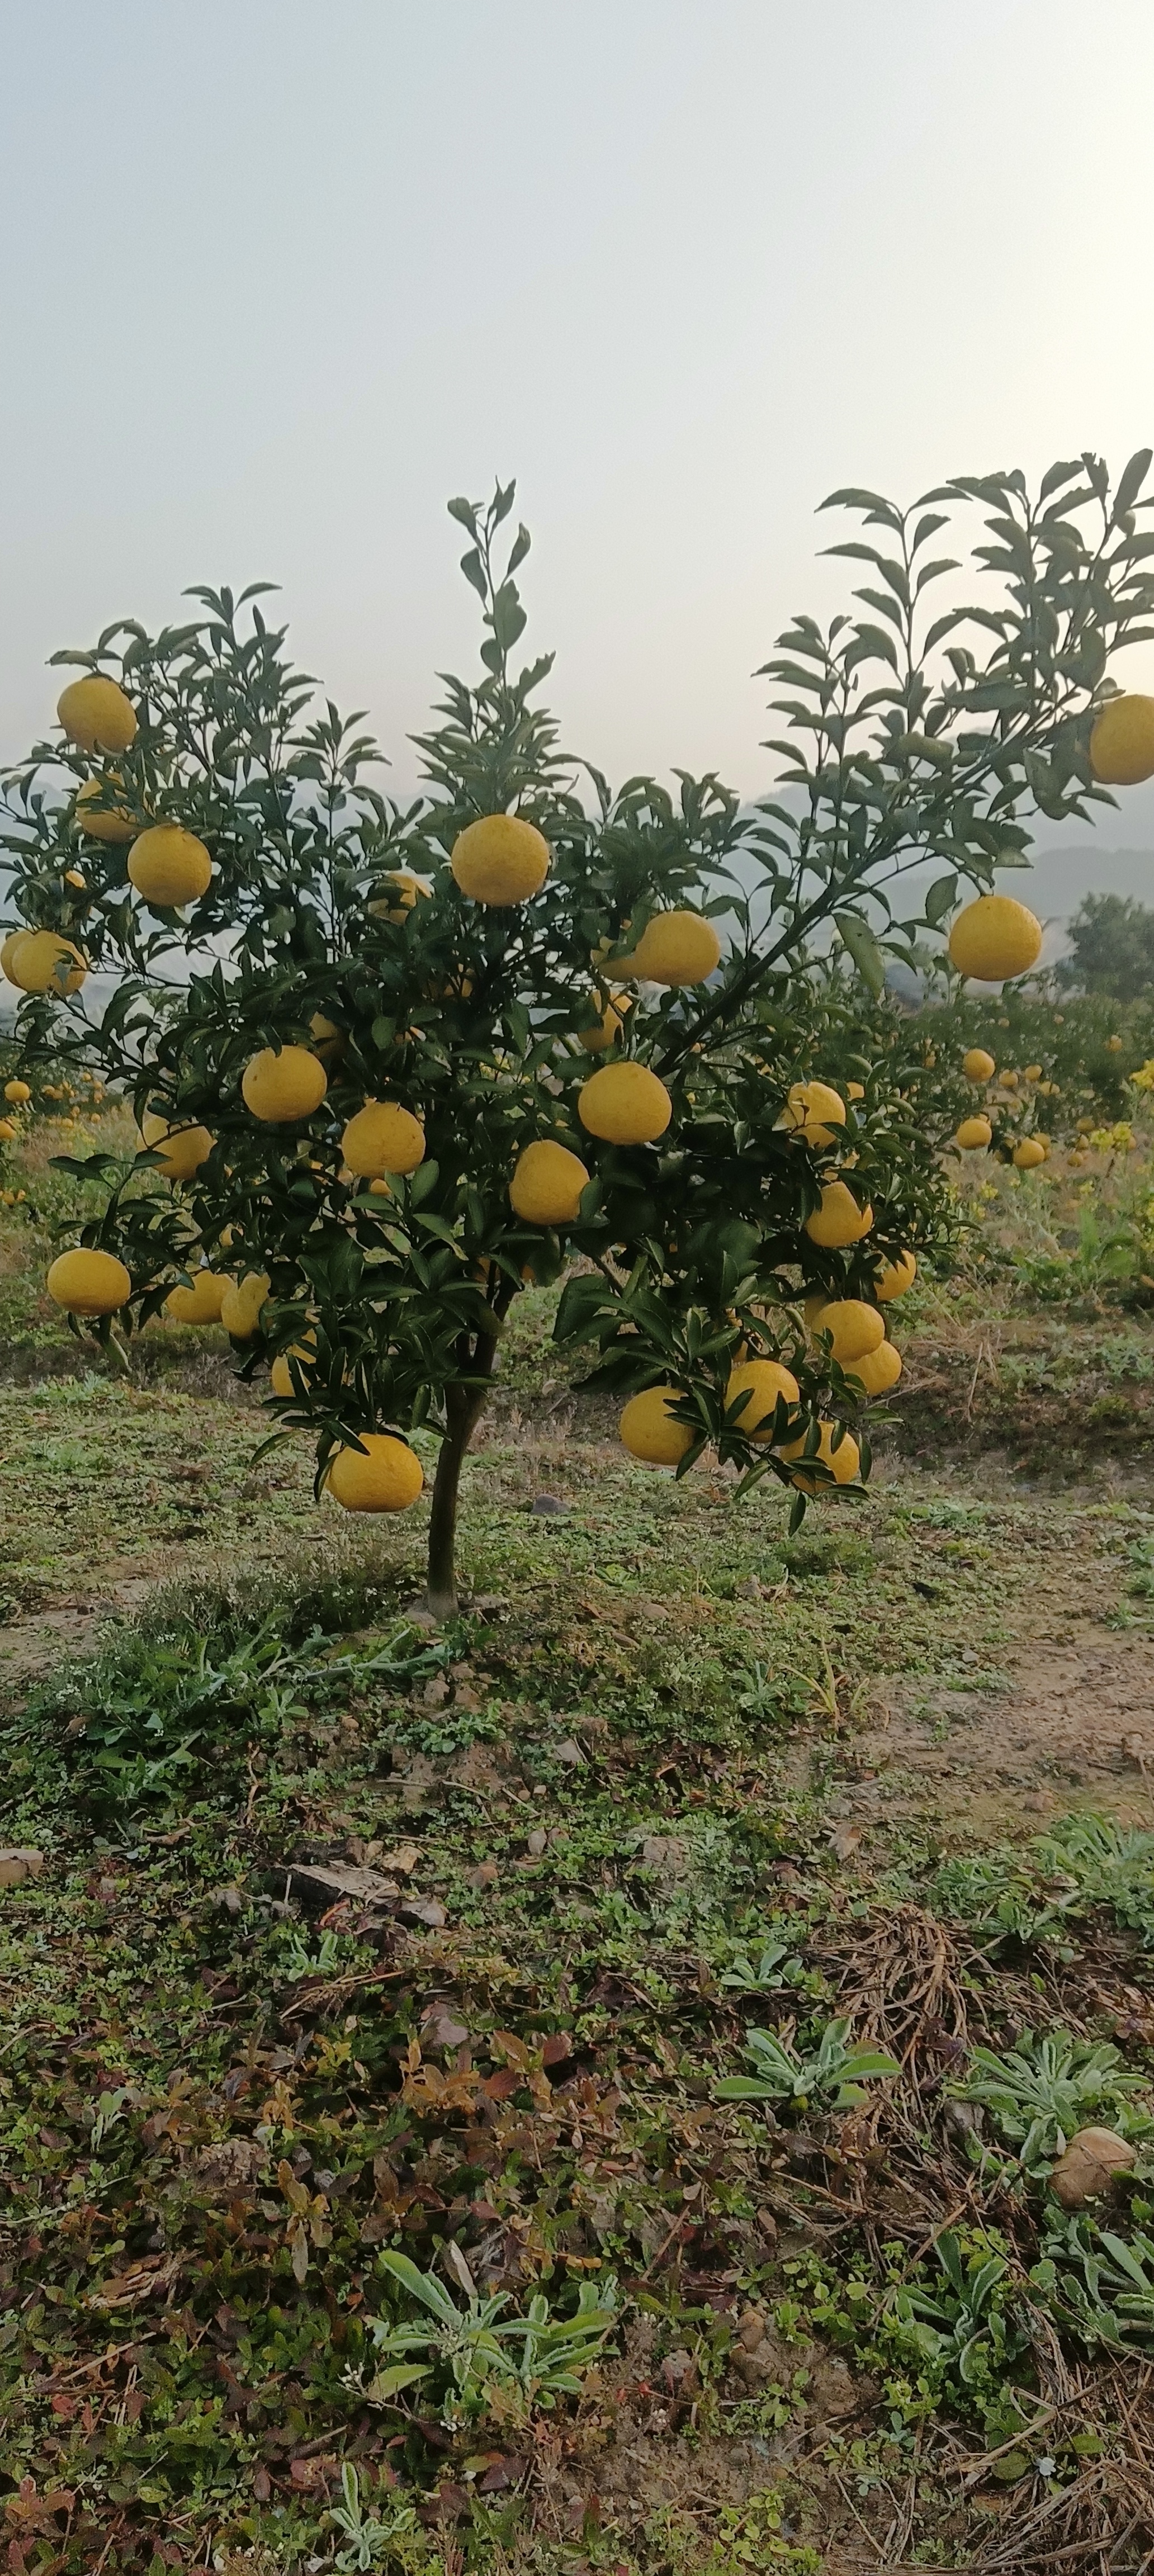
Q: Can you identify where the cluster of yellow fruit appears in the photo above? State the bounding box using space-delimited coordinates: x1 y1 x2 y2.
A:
618 1248 913 1489
0 676 214 1004
0 1077 31 1197
34 727 1150 1510
954 1039 1050 1166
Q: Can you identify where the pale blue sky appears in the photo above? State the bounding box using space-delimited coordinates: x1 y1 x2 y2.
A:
3 0 1154 901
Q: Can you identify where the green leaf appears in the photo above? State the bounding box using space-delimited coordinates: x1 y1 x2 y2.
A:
835 913 886 997
1038 458 1082 500
1113 448 1153 521
925 872 958 927
818 487 903 530
367 2364 432 2399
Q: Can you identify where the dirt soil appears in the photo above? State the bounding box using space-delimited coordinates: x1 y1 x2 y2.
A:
851 1630 1154 1841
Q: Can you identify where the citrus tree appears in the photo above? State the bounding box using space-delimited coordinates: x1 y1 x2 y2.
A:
3 453 1154 1611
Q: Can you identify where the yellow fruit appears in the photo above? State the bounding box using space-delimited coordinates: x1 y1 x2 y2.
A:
140 1111 214 1181
1089 693 1154 786
849 1339 903 1397
804 1182 874 1248
0 1118 15 1140
509 1139 590 1225
220 1271 271 1339
451 814 550 905
326 1433 424 1512
1013 1138 1047 1169
271 1330 316 1396
6 931 87 995
128 825 212 906
340 1099 426 1177
725 1358 800 1440
367 869 432 921
948 894 1042 982
782 1419 860 1490
310 1012 346 1062
3 1079 30 1104
1106 1035 1123 1053
818 1300 885 1366
46 1246 131 1315
242 1046 328 1122
164 1270 228 1324
75 777 136 843
578 991 632 1052
630 911 721 986
1 933 27 981
578 1060 672 1145
876 1249 916 1301
1024 1063 1042 1082
962 1047 995 1082
368 1177 391 1197
803 1290 831 1336
955 1115 992 1149
782 1080 846 1148
1000 1071 1019 1090
846 1080 865 1100
619 1385 696 1465
56 674 137 754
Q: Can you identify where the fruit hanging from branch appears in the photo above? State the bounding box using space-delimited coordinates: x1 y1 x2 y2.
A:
5 451 1154 1609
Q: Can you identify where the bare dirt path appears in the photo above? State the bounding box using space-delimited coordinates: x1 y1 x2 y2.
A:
845 1626 1154 1840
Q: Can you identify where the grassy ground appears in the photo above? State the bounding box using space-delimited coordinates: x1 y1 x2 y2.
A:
2 1118 1154 2573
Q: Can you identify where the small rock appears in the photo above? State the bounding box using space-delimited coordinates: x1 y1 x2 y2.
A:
0 1848 44 1892
1048 2126 1136 2210
529 1494 568 1517
526 1829 548 1857
555 1738 585 1766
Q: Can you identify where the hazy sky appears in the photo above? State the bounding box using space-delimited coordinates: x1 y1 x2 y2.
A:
3 0 1154 893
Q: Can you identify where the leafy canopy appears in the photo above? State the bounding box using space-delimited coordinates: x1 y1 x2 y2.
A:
3 453 1153 1527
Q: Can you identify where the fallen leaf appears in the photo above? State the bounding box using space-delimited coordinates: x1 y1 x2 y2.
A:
827 1822 864 1862
479 2454 528 2490
402 1896 447 1928
422 2004 469 2049
286 1861 400 1912
379 1841 420 1876
555 1737 584 1765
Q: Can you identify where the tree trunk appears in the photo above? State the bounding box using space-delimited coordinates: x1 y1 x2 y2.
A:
425 1350 495 1617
